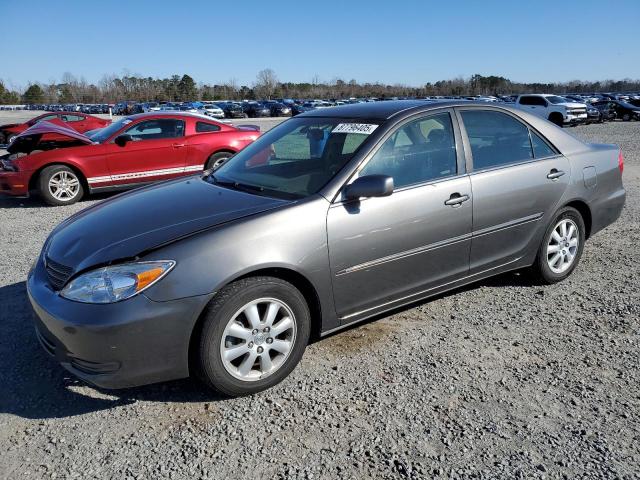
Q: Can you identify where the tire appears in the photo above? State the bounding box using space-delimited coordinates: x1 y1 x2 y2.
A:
205 151 232 171
548 113 564 127
196 276 311 396
38 165 84 206
530 207 585 284
622 113 631 121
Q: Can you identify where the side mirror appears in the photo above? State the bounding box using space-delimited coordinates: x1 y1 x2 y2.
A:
343 175 394 201
114 134 132 147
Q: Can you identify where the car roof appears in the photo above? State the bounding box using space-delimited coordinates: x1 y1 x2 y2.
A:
126 111 220 122
297 99 511 120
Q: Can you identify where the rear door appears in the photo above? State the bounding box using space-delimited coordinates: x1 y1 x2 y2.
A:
105 117 187 186
458 108 571 273
327 110 472 320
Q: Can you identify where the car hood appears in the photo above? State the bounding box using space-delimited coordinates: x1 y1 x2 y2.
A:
7 120 94 154
45 177 290 273
559 102 587 108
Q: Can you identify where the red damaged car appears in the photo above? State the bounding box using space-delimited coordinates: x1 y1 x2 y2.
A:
0 112 260 205
0 112 110 145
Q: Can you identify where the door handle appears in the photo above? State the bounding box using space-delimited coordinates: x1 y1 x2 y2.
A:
444 193 470 207
172 143 185 148
547 168 565 180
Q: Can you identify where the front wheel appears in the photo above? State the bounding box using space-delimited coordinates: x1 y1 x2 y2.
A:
196 276 311 396
548 113 564 127
38 165 84 206
530 207 585 284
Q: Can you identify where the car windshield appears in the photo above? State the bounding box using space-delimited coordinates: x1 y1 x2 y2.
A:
547 96 570 104
208 117 378 200
88 118 130 143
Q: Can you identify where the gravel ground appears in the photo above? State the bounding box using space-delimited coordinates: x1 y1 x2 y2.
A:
0 117 638 480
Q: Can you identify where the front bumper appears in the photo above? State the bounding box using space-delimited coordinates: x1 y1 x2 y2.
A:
0 168 31 196
27 259 213 389
564 114 587 125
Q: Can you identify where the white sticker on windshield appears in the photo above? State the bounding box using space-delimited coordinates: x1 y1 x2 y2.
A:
332 123 378 135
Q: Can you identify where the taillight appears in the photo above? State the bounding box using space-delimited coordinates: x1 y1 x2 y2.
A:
618 150 624 174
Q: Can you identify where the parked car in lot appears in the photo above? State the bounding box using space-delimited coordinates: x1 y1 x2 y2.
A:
241 101 271 118
217 102 246 119
585 104 604 124
513 94 587 126
604 100 640 121
200 104 225 119
0 112 110 145
290 103 314 116
591 101 617 121
0 113 260 205
262 101 292 117
26 101 625 396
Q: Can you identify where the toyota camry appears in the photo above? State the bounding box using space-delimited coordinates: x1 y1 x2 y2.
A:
28 101 625 396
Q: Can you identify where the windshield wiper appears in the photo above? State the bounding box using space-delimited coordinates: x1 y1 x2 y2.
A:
210 175 265 195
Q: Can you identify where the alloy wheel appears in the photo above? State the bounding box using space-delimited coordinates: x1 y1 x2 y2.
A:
48 171 80 201
547 219 579 274
220 298 296 381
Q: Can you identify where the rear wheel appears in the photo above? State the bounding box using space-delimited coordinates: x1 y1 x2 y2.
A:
196 276 310 396
38 165 84 206
205 151 232 171
530 207 585 284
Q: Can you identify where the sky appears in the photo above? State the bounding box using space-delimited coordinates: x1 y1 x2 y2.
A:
2 0 639 90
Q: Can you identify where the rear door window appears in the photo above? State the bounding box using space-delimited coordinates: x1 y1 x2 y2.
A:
461 110 533 170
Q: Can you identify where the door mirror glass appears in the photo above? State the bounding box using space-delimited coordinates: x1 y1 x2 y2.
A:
344 175 394 200
114 134 132 147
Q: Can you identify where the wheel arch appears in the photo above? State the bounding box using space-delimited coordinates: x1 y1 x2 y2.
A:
187 266 323 374
28 161 90 193
204 149 237 168
563 199 592 239
548 111 564 123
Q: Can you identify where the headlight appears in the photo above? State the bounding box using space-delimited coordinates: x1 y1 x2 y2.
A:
60 261 175 304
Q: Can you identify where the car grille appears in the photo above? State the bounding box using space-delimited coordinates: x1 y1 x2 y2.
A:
569 108 586 115
45 256 73 290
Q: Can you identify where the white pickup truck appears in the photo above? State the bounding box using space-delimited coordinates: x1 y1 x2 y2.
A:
513 94 588 127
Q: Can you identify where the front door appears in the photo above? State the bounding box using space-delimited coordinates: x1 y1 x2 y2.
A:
106 118 187 186
458 109 571 273
327 111 473 320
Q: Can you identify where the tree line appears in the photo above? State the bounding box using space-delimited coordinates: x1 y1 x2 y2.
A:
3 70 640 105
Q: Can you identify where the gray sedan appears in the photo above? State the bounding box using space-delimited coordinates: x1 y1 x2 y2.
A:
28 101 626 396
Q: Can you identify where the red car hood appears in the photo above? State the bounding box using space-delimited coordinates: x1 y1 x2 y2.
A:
7 120 94 154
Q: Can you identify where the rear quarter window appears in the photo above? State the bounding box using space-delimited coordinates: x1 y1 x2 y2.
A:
196 122 221 133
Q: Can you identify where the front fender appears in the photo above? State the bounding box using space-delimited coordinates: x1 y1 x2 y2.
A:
141 195 339 331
